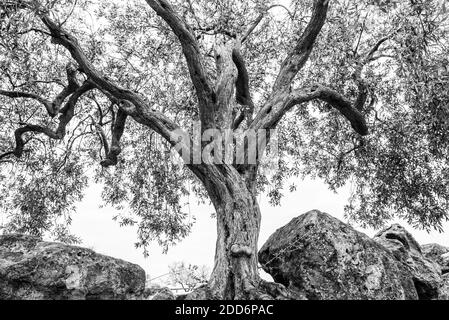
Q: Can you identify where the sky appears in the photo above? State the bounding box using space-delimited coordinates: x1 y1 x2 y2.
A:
70 176 449 285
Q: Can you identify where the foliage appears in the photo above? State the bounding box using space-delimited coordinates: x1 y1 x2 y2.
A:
0 0 448 250
0 147 86 244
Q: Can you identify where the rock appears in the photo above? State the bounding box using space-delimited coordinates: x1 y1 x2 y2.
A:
144 283 175 300
374 225 442 299
421 243 449 300
0 234 146 300
422 243 449 274
147 287 175 300
259 210 418 300
175 293 188 300
440 274 449 300
185 285 212 300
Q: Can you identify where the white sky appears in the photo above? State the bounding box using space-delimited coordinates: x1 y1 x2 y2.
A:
70 177 449 284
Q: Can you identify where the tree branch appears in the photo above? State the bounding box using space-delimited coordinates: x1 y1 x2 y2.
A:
194 25 236 39
0 151 15 162
366 36 390 61
272 0 329 92
0 89 52 111
100 109 128 167
39 13 185 148
337 138 365 171
0 63 81 117
91 119 110 156
145 0 216 127
1 81 93 159
352 35 391 111
310 85 368 135
248 1 371 138
231 43 254 128
241 14 264 44
252 84 368 136
241 4 294 44
213 42 238 128
50 63 81 115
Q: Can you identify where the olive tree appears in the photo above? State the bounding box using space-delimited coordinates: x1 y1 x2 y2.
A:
0 0 448 299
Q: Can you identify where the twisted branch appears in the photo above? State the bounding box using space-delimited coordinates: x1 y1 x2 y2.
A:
272 0 329 92
1 81 94 159
0 63 81 117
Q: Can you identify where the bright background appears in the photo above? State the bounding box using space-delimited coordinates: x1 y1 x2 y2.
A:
70 177 449 283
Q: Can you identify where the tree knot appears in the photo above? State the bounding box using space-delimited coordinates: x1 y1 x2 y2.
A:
230 244 253 257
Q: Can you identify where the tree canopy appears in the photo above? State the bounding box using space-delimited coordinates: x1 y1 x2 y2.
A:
0 0 448 253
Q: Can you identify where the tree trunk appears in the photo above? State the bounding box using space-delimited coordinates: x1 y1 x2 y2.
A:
208 169 261 299
187 165 287 300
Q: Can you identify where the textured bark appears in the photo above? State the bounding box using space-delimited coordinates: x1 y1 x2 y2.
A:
272 0 329 92
5 81 94 158
232 43 254 128
145 0 217 128
214 43 238 128
39 14 189 150
0 64 79 117
187 165 294 300
188 165 261 299
251 84 369 136
100 109 128 167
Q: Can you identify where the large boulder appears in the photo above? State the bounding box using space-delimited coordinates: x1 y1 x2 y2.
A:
421 243 449 299
259 210 418 300
374 225 442 299
441 275 449 300
0 234 146 300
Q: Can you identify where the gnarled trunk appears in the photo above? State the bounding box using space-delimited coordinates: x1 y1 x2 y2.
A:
188 165 290 300
209 170 261 299
189 165 262 299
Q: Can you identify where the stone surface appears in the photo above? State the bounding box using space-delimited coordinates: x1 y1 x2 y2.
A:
422 243 449 274
374 225 442 299
0 234 146 300
184 285 213 300
421 243 449 300
440 274 449 300
259 210 419 300
144 283 175 300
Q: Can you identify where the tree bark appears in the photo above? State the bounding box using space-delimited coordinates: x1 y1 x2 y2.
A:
188 165 281 300
210 170 260 299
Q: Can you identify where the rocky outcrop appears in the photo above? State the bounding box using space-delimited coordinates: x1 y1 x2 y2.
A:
259 210 419 300
440 275 449 300
144 284 175 300
2 217 448 300
374 225 442 299
422 243 449 274
0 234 146 300
421 243 449 299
